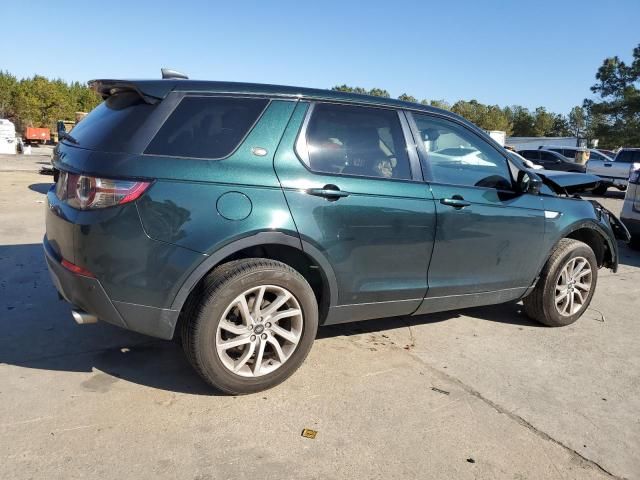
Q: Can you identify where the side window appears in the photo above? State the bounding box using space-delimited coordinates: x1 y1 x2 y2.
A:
540 151 557 161
521 151 538 160
412 113 512 189
145 97 269 158
301 103 411 180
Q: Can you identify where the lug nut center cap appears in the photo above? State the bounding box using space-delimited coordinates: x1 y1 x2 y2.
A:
254 324 265 335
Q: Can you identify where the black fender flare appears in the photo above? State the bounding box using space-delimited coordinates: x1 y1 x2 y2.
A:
169 230 339 313
535 220 618 281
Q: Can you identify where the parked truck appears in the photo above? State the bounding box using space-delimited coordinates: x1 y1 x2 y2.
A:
23 127 50 145
587 148 640 194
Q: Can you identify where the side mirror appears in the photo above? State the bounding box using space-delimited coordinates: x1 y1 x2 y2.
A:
517 170 542 195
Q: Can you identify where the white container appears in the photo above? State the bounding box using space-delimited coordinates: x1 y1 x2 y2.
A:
0 119 17 155
486 130 506 146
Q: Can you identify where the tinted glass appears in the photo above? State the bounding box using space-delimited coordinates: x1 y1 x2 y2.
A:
146 97 268 158
303 103 411 180
540 151 558 161
616 150 640 163
520 150 538 160
65 92 157 153
589 151 605 161
413 114 512 189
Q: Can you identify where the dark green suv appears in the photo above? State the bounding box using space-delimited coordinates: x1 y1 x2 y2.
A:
44 76 629 394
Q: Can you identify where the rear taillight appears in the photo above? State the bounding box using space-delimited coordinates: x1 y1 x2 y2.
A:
55 171 151 210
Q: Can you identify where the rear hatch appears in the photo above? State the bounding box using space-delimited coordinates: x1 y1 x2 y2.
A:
47 83 171 262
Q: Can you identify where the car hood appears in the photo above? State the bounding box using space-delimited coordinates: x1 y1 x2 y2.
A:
534 169 602 194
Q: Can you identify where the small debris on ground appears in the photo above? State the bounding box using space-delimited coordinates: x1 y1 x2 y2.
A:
466 458 475 464
431 387 450 396
301 428 317 439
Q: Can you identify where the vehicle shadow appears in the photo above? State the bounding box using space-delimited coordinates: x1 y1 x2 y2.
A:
29 182 54 194
0 243 551 396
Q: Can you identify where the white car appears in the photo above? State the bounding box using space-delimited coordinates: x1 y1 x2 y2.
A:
621 166 640 249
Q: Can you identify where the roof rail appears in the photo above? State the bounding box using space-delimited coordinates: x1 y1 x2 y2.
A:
161 68 189 80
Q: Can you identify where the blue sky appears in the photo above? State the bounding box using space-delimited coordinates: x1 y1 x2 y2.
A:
3 0 639 114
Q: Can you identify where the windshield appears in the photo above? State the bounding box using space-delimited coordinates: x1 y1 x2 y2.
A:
64 92 157 153
616 150 640 163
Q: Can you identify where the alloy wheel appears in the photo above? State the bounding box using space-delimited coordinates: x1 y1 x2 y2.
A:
555 256 592 316
215 285 304 377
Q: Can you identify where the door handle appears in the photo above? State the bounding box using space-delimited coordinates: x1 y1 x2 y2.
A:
604 163 612 167
306 185 350 200
440 196 471 209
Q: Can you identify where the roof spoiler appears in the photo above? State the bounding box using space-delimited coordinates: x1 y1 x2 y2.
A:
88 79 163 104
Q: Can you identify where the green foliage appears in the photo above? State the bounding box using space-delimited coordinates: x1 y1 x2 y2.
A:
331 85 390 98
0 72 101 131
586 43 640 148
398 93 417 103
331 85 577 138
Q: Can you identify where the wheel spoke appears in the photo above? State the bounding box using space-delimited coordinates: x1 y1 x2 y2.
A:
572 258 586 276
556 289 569 304
270 308 302 323
268 337 286 363
576 268 591 279
574 289 585 304
271 324 299 344
219 320 247 335
234 342 255 372
575 281 590 291
253 286 266 318
568 291 575 314
218 334 252 350
261 292 292 318
235 294 253 325
253 340 266 375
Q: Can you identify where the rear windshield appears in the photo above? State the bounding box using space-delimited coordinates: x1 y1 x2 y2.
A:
616 150 640 163
65 92 156 153
145 96 269 159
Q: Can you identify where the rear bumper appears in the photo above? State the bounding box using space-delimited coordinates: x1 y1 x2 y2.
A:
44 237 178 339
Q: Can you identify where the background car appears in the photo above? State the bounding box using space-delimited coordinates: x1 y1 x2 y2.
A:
621 167 640 248
508 150 543 170
517 149 587 173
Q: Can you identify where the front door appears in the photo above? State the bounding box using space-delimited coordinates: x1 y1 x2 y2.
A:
407 112 546 313
274 102 436 323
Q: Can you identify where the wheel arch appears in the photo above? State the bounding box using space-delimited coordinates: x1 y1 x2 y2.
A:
170 231 338 329
544 221 617 274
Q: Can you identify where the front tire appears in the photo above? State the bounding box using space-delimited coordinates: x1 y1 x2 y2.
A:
182 259 318 394
523 239 598 327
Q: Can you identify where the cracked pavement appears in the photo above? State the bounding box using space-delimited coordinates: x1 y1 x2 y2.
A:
1 158 638 479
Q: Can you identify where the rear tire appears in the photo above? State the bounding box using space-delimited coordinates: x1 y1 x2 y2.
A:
181 258 318 394
523 239 598 327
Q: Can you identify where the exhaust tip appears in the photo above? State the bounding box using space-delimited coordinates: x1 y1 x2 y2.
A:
72 310 98 325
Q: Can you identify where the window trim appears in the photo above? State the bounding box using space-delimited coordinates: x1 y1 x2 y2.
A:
294 101 423 183
406 111 515 192
142 94 271 160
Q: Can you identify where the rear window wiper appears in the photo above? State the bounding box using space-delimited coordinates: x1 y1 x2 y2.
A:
60 132 79 145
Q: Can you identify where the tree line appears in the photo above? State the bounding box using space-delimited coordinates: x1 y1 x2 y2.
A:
332 44 640 149
0 44 637 148
0 72 102 132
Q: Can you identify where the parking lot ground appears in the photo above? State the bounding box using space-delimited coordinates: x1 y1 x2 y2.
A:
1 162 638 479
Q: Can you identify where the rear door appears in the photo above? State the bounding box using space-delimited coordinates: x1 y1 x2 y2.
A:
407 112 545 311
274 102 436 323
